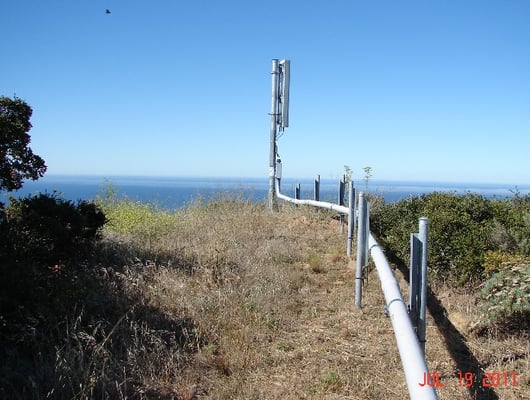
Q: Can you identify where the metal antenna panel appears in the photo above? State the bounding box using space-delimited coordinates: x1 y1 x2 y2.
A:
279 59 290 129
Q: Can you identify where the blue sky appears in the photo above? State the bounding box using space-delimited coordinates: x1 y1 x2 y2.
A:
1 0 529 184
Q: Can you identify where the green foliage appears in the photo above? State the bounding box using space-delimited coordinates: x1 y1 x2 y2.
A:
307 253 323 273
0 192 106 308
370 192 530 284
488 191 530 255
471 264 530 337
98 194 179 241
309 371 340 394
483 250 530 275
0 96 46 191
95 192 190 266
2 192 106 264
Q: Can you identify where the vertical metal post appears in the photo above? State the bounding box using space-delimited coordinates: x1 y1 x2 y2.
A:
355 192 367 308
338 177 345 233
418 217 429 354
353 180 357 236
365 201 370 258
314 174 320 201
268 59 279 212
409 233 421 330
347 181 355 257
338 176 345 205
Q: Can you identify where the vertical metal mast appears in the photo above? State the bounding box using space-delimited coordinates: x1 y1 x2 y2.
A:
268 59 280 211
268 59 290 212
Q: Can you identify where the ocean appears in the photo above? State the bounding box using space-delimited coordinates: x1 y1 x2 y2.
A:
2 175 529 210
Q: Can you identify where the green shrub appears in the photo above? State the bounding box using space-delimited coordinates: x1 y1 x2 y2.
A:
471 264 530 337
370 192 530 284
488 192 530 255
0 192 106 309
1 192 106 264
483 250 530 275
97 193 178 237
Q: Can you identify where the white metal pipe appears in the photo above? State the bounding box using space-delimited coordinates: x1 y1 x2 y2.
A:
276 179 349 215
369 233 438 400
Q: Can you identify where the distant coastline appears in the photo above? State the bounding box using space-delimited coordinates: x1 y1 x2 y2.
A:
2 175 529 209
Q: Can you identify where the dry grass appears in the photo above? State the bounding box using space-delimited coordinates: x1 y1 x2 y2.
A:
2 197 528 399
423 281 530 400
110 199 529 399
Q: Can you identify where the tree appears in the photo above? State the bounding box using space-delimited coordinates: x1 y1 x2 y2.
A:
0 96 46 191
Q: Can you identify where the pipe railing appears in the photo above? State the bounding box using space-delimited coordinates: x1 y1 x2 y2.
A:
275 180 438 400
369 233 437 400
276 178 349 214
276 178 355 257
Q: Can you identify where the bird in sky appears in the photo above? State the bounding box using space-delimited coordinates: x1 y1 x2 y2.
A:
105 9 111 14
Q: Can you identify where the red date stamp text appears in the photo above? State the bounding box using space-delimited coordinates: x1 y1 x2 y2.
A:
419 371 518 388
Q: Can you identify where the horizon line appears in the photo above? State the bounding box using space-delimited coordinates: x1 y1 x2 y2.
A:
30 173 530 188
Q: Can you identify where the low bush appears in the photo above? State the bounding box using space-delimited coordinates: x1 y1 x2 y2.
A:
99 196 176 236
370 192 530 284
482 250 530 275
0 192 106 310
471 263 530 337
1 192 106 263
